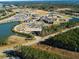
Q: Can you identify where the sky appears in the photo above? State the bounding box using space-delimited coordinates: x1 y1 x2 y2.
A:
0 0 78 1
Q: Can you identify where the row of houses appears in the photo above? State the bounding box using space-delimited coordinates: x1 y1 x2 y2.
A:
38 16 53 24
14 9 70 25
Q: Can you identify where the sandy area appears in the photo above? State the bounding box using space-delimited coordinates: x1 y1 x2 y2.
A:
8 35 26 44
0 35 27 54
33 10 48 15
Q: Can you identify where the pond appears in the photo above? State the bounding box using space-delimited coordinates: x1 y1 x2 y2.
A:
69 18 79 22
0 22 19 40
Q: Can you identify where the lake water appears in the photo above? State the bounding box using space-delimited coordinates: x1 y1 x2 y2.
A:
69 18 79 22
0 22 19 40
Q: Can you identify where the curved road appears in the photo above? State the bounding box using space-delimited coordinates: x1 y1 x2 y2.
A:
22 26 79 46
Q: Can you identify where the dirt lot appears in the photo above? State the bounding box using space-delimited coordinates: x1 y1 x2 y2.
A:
33 9 48 15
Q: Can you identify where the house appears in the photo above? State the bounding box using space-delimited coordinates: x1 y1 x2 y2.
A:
39 16 53 24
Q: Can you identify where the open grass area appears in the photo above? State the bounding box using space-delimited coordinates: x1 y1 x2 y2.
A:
32 44 79 59
17 46 69 59
63 15 72 19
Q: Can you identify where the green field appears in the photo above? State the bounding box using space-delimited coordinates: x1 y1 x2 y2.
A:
17 46 69 59
40 28 79 52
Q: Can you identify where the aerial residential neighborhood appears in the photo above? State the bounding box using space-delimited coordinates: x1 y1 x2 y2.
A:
0 0 79 59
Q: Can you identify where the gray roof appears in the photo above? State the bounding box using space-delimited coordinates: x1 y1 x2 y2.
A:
40 16 53 23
